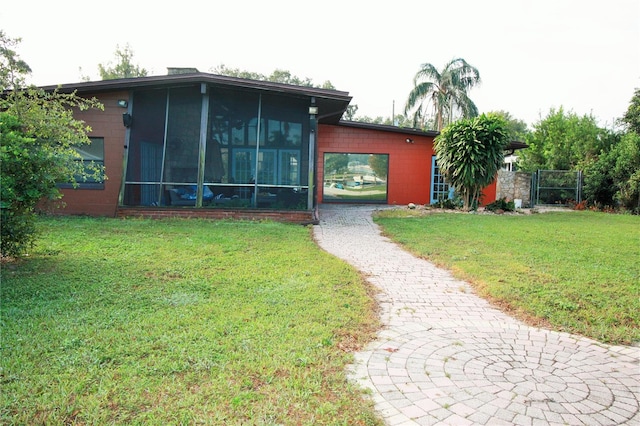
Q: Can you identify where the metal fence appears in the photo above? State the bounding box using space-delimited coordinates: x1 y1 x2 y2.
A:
531 170 582 206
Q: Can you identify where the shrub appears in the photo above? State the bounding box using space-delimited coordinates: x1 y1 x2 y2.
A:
0 111 100 257
1 32 104 257
583 132 640 214
485 197 515 213
430 196 462 210
572 200 588 211
0 114 45 257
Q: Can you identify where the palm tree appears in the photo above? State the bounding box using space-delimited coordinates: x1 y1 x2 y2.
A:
404 58 481 131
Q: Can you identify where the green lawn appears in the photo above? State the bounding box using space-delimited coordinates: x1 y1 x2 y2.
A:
1 217 382 425
374 210 640 345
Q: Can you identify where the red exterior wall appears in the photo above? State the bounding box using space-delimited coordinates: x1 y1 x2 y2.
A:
57 91 128 217
317 124 435 205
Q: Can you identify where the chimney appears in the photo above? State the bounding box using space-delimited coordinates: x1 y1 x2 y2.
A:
167 67 199 75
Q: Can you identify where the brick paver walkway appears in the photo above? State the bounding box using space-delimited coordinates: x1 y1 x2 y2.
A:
313 204 640 425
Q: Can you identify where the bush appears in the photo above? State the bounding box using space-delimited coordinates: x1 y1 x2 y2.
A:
571 200 588 211
583 132 640 214
430 196 462 210
1 32 104 257
0 208 38 258
485 197 516 212
0 114 49 257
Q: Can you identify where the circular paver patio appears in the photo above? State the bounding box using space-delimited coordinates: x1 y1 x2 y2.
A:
313 204 640 426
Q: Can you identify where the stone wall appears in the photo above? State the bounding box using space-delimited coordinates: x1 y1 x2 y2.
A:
496 170 532 207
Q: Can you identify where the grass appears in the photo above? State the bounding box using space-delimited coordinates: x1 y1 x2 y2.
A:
1 217 382 425
373 210 640 345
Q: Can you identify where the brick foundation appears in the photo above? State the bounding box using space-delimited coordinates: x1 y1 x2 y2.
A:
116 207 316 224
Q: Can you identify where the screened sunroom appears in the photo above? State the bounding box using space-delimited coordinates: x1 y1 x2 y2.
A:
120 76 350 210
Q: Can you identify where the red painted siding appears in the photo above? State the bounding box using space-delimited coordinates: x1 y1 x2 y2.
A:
57 92 128 217
317 124 435 205
317 124 499 207
481 180 498 206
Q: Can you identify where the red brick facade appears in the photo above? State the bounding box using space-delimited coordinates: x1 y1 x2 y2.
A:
116 207 314 224
57 91 128 216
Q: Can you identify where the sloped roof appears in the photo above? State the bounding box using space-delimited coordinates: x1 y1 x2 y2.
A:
40 72 352 124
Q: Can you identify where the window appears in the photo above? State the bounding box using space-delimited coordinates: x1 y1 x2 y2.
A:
163 86 202 184
323 153 388 203
257 150 277 185
232 150 254 184
279 150 300 185
267 120 302 147
59 137 105 189
232 148 299 186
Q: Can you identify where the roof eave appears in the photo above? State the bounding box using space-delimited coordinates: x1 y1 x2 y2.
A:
336 120 440 137
37 72 352 124
39 72 351 102
506 140 528 151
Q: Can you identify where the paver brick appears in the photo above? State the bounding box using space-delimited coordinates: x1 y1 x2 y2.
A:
315 205 640 426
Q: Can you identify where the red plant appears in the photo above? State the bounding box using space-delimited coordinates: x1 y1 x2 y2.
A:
573 200 588 211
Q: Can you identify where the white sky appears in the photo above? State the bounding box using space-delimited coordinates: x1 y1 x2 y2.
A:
2 0 639 128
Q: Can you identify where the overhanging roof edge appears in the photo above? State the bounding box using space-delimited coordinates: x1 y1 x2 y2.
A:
336 120 440 137
36 72 352 102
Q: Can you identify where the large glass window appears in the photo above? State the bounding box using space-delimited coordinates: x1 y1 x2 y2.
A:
323 153 388 203
231 149 300 186
267 119 302 147
232 150 254 184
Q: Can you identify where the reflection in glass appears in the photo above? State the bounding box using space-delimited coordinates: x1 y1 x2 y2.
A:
323 153 388 203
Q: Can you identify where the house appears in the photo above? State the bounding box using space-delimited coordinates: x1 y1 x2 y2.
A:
46 70 523 222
